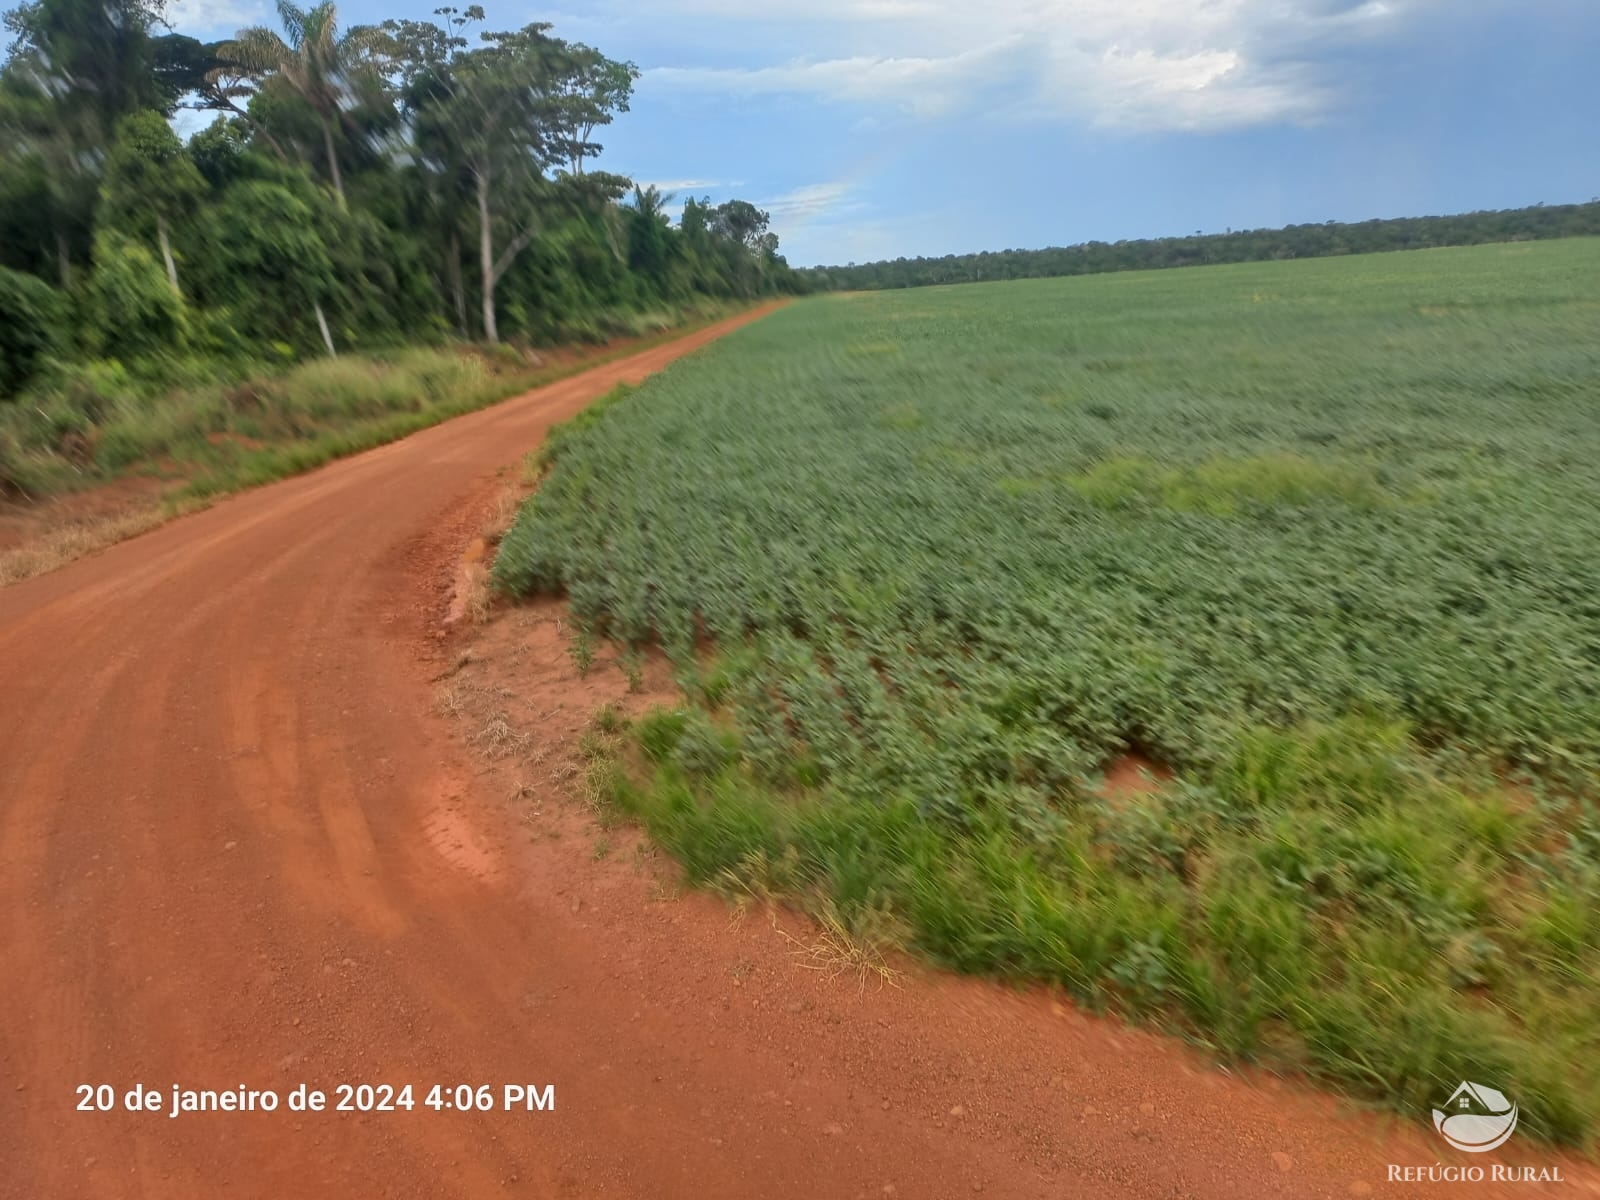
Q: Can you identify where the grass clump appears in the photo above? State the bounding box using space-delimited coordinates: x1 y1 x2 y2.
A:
1066 452 1394 515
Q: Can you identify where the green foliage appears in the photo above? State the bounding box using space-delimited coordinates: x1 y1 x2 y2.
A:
0 300 728 512
636 707 690 763
214 1 394 203
0 424 62 496
166 344 550 495
84 230 189 360
99 109 204 245
0 1 796 408
0 265 65 395
186 179 335 351
499 241 1600 780
262 348 482 422
1066 452 1393 515
531 381 632 470
186 117 249 190
610 712 1598 1146
3 0 180 128
499 242 1600 1144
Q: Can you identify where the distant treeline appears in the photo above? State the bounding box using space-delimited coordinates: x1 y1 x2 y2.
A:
798 201 1600 291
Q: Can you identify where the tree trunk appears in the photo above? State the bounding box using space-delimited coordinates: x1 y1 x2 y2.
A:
447 229 467 336
157 217 179 294
221 99 290 164
259 127 291 165
321 118 345 209
476 169 497 343
55 230 72 289
314 300 336 357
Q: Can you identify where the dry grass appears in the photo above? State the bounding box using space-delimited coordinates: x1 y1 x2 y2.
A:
474 711 531 759
517 449 544 487
0 504 168 588
450 452 542 626
577 755 623 818
707 845 904 993
460 563 494 625
435 683 468 718
778 907 903 994
508 779 540 812
483 486 525 542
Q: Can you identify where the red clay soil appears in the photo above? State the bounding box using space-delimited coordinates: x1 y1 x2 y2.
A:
0 306 1593 1199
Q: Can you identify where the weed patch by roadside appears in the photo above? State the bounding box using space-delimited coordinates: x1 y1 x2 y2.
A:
590 705 1597 1146
0 304 742 587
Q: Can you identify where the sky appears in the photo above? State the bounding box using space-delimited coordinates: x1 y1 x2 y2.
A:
168 0 1600 267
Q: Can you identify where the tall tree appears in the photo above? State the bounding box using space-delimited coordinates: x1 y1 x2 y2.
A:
190 40 291 162
214 1 392 206
100 109 203 292
3 0 176 129
552 43 634 175
0 0 804 398
686 198 781 298
424 21 632 341
710 199 771 253
0 65 95 284
625 183 674 283
384 5 479 335
630 183 671 223
1 0 186 284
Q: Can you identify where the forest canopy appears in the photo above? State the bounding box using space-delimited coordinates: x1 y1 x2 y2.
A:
0 0 802 400
801 200 1600 291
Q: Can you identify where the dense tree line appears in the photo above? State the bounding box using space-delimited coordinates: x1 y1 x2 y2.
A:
0 0 801 400
801 201 1600 292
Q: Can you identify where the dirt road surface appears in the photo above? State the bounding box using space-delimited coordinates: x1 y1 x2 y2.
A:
1 307 1591 1199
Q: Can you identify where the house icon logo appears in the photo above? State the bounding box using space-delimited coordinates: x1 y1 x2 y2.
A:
1433 1082 1519 1153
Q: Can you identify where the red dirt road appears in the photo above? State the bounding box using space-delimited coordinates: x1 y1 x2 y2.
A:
0 308 1592 1199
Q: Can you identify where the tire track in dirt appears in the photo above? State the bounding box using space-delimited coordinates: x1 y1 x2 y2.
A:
1 304 1594 1199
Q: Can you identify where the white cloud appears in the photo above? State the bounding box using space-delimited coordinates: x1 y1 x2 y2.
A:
1069 47 1329 131
166 0 262 36
649 42 1013 118
762 181 858 223
634 0 1428 132
637 178 726 193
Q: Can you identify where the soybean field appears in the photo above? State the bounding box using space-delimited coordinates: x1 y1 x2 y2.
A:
496 239 1600 1144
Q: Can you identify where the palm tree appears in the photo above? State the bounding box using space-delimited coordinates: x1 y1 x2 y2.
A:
216 1 390 207
630 184 674 223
